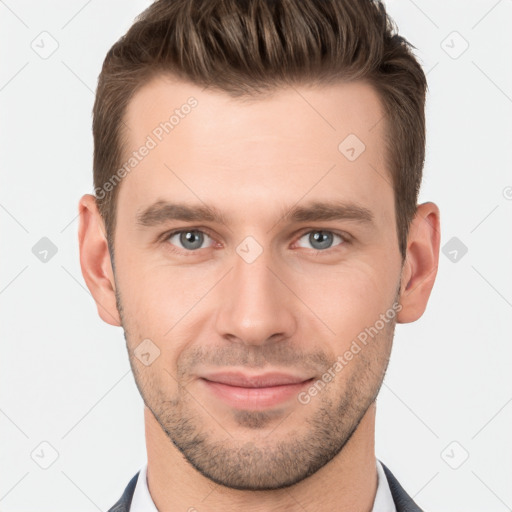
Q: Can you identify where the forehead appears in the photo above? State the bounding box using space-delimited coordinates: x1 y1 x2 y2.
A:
118 74 392 225
123 74 387 152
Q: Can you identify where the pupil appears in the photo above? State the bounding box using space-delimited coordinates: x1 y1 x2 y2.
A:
311 231 332 250
181 231 203 249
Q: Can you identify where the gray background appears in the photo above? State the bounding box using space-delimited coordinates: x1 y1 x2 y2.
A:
1 0 511 510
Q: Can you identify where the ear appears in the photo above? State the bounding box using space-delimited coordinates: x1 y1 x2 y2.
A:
397 201 441 324
78 194 121 327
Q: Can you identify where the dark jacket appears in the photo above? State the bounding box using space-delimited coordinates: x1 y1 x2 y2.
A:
107 460 423 511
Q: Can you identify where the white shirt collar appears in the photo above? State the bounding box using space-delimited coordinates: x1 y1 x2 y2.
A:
130 458 396 511
129 462 158 512
374 458 398 512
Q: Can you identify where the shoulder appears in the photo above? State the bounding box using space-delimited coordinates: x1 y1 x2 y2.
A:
380 461 425 512
106 471 140 512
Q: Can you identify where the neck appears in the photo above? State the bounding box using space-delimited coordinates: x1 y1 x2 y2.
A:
144 402 378 512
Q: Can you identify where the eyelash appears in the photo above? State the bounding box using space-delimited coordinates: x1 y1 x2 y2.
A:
158 227 352 256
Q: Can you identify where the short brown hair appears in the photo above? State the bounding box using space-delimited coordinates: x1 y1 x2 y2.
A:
93 0 427 262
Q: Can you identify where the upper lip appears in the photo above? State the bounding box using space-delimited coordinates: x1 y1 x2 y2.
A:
201 371 313 388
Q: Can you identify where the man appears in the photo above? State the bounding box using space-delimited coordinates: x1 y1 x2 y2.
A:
78 0 440 510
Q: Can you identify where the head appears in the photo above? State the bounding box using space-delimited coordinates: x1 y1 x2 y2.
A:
79 0 440 491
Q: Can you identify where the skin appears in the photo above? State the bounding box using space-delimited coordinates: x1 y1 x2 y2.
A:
78 75 440 511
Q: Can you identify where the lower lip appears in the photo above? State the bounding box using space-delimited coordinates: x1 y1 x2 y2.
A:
201 378 313 409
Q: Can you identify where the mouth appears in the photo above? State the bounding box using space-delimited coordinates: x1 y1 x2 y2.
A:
199 371 315 410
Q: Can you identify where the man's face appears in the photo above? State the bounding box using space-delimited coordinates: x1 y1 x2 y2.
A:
112 75 403 490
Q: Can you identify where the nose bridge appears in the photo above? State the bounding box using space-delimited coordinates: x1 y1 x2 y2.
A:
214 241 297 345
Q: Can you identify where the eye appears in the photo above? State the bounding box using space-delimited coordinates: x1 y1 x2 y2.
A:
166 229 214 251
295 230 347 251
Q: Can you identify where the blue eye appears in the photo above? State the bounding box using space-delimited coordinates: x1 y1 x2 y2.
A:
296 230 346 251
162 228 348 255
167 230 213 251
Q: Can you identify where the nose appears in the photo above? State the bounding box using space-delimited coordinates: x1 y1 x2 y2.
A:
214 244 298 348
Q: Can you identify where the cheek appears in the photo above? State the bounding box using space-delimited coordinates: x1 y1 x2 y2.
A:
294 263 396 345
117 265 210 367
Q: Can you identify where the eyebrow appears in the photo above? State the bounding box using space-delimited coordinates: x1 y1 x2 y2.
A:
136 199 375 228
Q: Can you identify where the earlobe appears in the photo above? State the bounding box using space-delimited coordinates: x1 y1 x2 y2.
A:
397 202 441 324
78 194 121 327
